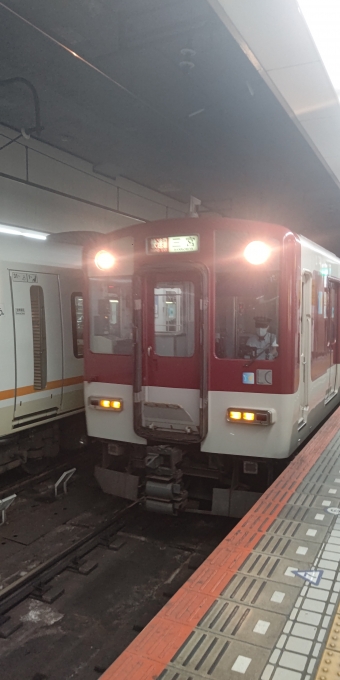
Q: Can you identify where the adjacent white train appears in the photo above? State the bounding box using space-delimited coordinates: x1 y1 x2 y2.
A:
0 231 84 473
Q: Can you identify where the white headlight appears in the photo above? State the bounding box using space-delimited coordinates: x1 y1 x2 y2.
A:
244 241 271 265
94 250 115 270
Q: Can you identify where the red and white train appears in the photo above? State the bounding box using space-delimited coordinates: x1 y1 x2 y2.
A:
83 217 340 516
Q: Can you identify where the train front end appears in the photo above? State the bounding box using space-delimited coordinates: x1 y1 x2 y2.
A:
83 218 300 516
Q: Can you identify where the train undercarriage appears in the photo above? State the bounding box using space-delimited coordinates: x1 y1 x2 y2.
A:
95 441 286 517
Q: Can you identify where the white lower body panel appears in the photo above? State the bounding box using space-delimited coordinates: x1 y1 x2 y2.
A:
85 382 340 460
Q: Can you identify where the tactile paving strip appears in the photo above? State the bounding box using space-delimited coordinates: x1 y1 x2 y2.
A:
101 409 340 680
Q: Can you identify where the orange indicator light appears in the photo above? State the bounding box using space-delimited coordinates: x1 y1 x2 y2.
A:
100 399 111 408
111 400 122 409
229 411 242 420
242 412 255 421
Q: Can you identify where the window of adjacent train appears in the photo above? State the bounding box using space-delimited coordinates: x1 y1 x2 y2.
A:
71 293 84 358
214 231 280 360
89 278 133 354
154 282 195 357
30 285 47 389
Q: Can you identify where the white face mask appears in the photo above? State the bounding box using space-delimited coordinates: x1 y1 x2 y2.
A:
257 326 268 338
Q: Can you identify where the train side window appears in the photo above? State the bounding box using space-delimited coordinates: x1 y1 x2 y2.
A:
71 293 84 358
89 277 133 355
311 271 337 380
30 285 47 390
154 282 195 357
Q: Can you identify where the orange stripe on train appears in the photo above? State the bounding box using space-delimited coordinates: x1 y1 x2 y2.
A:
0 376 83 401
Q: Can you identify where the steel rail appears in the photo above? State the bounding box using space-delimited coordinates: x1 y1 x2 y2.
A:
0 500 139 619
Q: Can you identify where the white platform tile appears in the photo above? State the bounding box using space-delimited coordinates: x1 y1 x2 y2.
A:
322 501 332 506
325 544 340 555
322 615 331 628
277 634 287 649
283 621 293 634
327 604 335 615
306 529 317 537
328 489 337 494
301 598 326 614
269 649 280 664
318 574 335 585
279 651 308 672
318 629 326 642
231 655 252 674
312 642 321 657
307 659 316 674
261 665 274 680
291 622 317 639
285 636 313 655
318 559 338 570
271 591 285 604
253 620 271 635
314 514 325 520
284 567 297 577
322 546 339 562
296 546 308 555
272 668 302 680
331 593 338 603
306 588 329 602
297 610 322 626
334 479 340 483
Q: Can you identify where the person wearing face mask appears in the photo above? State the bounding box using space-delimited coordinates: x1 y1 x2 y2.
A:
245 316 278 360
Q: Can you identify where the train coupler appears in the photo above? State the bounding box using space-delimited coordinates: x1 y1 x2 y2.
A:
144 445 188 515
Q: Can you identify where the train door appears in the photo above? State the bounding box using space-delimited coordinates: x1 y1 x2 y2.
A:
133 267 208 442
326 279 339 402
298 271 312 429
10 271 63 419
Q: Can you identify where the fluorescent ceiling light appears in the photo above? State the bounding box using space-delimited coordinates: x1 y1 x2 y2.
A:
0 224 48 240
298 0 340 99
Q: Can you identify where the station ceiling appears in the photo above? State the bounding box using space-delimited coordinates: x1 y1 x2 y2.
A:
1 0 340 253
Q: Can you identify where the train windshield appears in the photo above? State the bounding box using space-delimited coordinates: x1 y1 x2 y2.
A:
89 277 133 354
214 231 280 360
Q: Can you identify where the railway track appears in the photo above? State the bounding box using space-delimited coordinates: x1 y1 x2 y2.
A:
0 500 138 637
0 489 234 680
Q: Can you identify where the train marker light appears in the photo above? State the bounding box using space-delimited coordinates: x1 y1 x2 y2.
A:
227 408 273 425
95 250 115 270
229 411 242 421
244 241 271 265
90 398 123 411
111 400 122 410
100 399 111 408
242 412 255 421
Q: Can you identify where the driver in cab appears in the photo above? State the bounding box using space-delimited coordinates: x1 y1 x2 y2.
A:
245 316 278 360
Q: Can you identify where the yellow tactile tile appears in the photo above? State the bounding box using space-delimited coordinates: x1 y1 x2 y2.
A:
315 608 340 678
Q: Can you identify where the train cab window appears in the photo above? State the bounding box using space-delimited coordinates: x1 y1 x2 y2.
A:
89 277 133 355
71 293 84 358
214 231 280 360
154 282 195 357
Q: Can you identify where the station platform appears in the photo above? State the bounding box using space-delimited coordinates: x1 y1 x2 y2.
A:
102 407 340 680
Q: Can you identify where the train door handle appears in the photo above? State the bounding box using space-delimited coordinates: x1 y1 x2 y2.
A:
147 346 153 357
